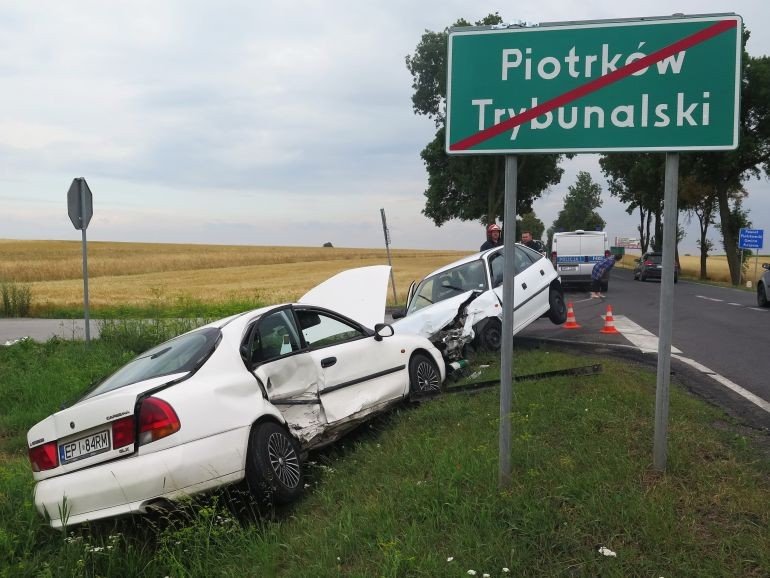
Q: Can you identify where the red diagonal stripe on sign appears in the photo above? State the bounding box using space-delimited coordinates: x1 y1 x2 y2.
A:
449 18 737 151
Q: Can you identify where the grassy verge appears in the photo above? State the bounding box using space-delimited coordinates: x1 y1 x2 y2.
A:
1 337 769 576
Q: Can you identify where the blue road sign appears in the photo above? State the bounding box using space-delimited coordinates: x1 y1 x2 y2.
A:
738 228 763 249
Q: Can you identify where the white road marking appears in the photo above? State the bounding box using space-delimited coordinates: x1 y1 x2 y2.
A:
727 302 742 306
672 355 770 413
749 307 769 312
611 315 682 354
608 315 770 415
696 295 723 302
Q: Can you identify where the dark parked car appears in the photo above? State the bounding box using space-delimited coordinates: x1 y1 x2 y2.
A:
757 263 770 307
633 252 679 283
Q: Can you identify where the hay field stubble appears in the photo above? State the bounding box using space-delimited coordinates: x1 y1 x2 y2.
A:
0 240 469 310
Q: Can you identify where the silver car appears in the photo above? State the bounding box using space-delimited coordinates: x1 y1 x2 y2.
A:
758 263 770 307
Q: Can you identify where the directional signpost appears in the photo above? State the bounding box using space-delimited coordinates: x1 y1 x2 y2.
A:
446 14 741 483
67 178 93 342
739 228 764 286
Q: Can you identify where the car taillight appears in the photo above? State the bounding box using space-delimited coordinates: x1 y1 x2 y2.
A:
138 397 180 445
29 441 59 472
644 260 654 266
112 416 136 449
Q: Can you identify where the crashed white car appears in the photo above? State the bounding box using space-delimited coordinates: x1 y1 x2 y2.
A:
26 266 445 528
392 244 567 360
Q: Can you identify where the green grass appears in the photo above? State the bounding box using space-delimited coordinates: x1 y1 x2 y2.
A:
1 336 769 576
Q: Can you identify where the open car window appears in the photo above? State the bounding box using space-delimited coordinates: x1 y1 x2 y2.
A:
296 309 366 349
407 259 488 314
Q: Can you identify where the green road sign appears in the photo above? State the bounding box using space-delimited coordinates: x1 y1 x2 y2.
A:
446 14 742 154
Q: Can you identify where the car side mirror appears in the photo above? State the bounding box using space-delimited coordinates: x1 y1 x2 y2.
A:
763 263 770 271
391 309 406 320
373 323 394 341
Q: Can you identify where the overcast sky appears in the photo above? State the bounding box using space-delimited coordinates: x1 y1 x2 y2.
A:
1 1 768 254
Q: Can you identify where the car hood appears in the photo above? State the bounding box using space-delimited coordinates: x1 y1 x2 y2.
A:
299 265 390 329
391 289 501 340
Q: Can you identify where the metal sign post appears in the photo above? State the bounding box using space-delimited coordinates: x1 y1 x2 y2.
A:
653 153 679 471
499 155 517 487
380 209 398 304
67 178 93 343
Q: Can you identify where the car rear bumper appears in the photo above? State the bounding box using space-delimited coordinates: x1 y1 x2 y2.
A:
34 426 250 528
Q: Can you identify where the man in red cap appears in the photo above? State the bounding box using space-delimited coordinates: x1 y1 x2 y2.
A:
480 223 502 251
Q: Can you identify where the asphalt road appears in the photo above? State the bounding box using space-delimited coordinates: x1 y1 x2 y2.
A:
520 266 770 430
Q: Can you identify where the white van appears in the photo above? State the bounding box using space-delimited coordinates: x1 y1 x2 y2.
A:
551 230 610 290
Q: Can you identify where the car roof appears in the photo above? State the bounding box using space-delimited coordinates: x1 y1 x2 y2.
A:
424 246 505 278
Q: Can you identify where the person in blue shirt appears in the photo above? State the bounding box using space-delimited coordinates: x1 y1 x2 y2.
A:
591 252 621 298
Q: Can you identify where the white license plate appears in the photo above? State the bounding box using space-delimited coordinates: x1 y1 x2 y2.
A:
559 264 578 271
59 430 111 464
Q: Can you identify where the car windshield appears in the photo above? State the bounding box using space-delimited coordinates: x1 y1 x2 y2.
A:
81 327 221 400
646 254 663 264
407 259 488 314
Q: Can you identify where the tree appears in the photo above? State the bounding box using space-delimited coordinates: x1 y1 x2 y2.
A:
679 174 746 279
517 211 545 241
687 35 770 285
716 196 753 278
405 15 568 227
548 171 605 243
599 153 665 253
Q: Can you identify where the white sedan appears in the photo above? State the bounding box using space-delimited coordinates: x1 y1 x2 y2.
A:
26 266 445 528
392 244 567 359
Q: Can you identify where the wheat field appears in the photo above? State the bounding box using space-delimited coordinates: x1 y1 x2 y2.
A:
0 240 468 310
2 240 765 312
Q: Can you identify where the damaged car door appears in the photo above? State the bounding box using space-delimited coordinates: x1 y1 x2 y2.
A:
294 307 407 425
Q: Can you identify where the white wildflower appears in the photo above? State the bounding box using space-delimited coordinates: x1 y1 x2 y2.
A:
467 571 477 576
598 546 617 557
503 569 510 573
447 557 454 562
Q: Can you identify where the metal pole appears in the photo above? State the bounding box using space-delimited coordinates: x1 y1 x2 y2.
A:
79 180 91 343
653 152 679 471
380 209 398 304
499 155 517 488
755 252 759 286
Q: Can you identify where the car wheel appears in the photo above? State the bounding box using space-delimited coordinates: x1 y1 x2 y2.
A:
409 353 442 394
759 283 769 308
246 422 303 505
548 287 567 324
476 318 502 351
640 272 647 282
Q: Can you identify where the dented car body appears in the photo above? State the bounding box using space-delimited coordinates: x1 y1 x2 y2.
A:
26 266 445 528
392 244 567 360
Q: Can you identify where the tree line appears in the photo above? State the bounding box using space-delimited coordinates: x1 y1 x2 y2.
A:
406 14 770 285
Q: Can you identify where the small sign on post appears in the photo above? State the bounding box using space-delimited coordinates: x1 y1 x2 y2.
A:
67 178 93 342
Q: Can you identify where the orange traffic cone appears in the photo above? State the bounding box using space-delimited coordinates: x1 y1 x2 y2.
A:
600 304 620 334
563 302 581 329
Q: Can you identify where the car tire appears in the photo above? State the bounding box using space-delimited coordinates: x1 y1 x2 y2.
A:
548 287 567 324
640 273 647 282
476 318 502 351
246 422 303 505
409 353 442 394
759 283 769 308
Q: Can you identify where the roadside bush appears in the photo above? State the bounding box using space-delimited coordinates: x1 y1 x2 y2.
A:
97 318 209 353
0 281 32 317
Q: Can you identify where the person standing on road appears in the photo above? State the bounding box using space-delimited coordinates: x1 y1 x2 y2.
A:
480 223 502 251
590 252 621 298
